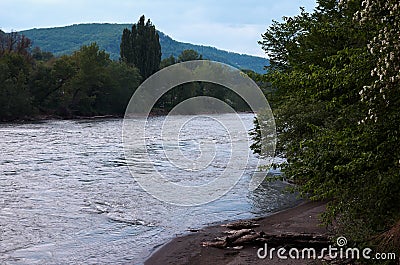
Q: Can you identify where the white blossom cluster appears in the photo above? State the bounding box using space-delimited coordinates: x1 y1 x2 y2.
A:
348 0 400 123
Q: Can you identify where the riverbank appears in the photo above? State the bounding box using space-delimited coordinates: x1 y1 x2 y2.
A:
0 114 123 123
145 201 329 265
0 110 254 123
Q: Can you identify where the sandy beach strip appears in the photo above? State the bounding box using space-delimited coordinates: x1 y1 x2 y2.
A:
145 201 329 265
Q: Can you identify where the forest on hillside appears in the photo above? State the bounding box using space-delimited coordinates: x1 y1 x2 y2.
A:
0 16 256 121
18 23 269 73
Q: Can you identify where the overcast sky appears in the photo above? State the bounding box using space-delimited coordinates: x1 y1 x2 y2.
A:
0 0 316 57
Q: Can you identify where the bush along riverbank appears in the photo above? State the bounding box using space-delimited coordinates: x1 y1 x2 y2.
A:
250 0 400 261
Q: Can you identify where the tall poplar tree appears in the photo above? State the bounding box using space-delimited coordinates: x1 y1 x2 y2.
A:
120 15 161 80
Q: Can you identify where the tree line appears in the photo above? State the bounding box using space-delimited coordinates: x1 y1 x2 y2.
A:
0 15 252 121
0 32 141 121
251 0 399 257
120 16 251 112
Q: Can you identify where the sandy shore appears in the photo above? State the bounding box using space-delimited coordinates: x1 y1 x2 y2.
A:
145 201 329 265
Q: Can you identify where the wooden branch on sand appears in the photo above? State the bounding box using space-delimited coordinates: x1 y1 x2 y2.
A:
256 233 331 249
221 220 260 230
202 229 254 248
202 221 330 249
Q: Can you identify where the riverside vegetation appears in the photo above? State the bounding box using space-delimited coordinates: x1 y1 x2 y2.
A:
0 16 252 121
250 0 399 262
1 2 399 263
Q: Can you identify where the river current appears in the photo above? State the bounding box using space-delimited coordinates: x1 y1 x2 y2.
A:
0 114 298 264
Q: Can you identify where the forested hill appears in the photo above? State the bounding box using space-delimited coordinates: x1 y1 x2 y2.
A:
20 23 269 73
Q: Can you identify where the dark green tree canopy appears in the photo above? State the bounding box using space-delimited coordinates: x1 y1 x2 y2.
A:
0 36 142 121
120 15 161 80
177 49 202 62
252 0 400 251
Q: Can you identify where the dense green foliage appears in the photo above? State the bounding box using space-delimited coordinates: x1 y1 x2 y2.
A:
177 49 203 62
19 24 269 73
156 49 251 112
120 15 161 79
0 29 251 120
0 31 141 121
252 0 400 253
0 32 34 119
0 53 34 119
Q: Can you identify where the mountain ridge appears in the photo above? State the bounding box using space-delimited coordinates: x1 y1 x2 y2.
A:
18 23 269 73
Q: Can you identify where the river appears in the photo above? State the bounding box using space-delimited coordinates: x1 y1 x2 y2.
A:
0 113 298 264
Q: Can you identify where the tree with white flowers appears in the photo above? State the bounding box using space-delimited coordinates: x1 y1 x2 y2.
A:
252 0 400 253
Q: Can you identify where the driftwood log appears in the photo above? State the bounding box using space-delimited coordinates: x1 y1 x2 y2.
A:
221 220 260 230
202 231 330 249
202 221 330 249
256 233 331 249
202 229 253 248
